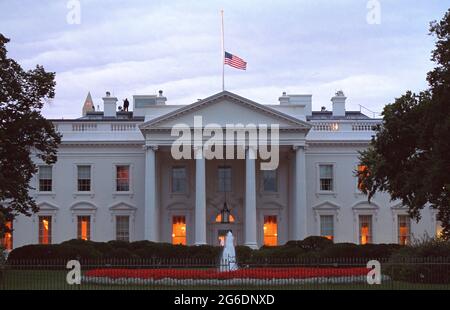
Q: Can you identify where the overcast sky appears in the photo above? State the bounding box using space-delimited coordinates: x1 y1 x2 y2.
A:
0 0 448 119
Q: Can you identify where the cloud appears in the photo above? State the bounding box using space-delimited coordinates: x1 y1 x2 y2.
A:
1 0 447 119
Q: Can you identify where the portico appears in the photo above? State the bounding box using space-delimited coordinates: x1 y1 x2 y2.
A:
140 91 310 248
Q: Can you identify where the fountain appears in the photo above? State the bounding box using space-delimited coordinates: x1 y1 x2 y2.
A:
219 231 238 272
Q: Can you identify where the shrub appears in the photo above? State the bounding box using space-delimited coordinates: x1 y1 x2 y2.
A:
235 246 253 263
286 236 334 251
384 239 450 284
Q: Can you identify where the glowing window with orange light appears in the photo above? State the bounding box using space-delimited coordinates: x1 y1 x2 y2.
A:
263 215 278 246
215 213 235 223
359 215 372 245
39 216 52 244
172 216 186 245
1 221 13 250
77 216 90 241
436 221 443 238
357 165 369 191
320 215 334 241
398 215 410 245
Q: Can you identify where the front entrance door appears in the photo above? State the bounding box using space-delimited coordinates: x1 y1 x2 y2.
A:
210 224 240 246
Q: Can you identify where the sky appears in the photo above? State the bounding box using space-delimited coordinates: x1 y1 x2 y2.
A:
0 0 449 119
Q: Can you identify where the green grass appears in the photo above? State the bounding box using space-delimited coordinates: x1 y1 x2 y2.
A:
1 270 449 290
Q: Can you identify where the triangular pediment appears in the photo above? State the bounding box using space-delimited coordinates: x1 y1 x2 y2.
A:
140 91 311 131
109 202 137 211
312 201 341 210
37 201 59 211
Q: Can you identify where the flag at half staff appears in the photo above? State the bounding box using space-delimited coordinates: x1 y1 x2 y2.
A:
224 51 247 70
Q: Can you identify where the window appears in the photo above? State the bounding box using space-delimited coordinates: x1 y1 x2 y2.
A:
218 166 232 192
359 215 372 244
357 165 369 191
263 215 278 246
116 165 130 192
77 165 91 192
320 215 334 240
39 166 52 192
215 213 235 223
38 216 52 244
172 216 186 245
319 164 333 191
1 221 13 250
398 215 411 245
116 216 130 242
217 230 229 246
436 221 443 238
172 167 187 193
262 170 277 192
77 216 91 240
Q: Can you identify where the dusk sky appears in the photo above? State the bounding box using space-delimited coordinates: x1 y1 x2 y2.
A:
1 0 448 119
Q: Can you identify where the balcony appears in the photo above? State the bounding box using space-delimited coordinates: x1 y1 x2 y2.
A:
53 121 144 143
308 119 381 141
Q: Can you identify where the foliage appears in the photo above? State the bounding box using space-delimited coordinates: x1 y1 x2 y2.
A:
384 239 450 283
285 236 334 251
7 237 400 264
0 34 61 237
358 9 450 239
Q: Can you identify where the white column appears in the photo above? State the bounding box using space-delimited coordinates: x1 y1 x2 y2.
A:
144 145 158 241
194 147 207 245
293 145 307 240
244 147 258 249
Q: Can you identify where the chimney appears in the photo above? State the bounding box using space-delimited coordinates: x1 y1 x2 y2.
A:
278 92 290 105
103 91 118 117
279 92 312 116
331 90 346 117
156 89 167 105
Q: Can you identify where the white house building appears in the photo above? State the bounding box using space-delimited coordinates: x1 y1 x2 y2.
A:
1 90 443 250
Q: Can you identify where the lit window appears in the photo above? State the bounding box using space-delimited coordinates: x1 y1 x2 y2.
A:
172 216 186 245
116 216 130 242
217 229 234 246
39 166 52 192
215 213 235 223
319 165 333 191
77 165 91 192
218 166 232 192
1 221 13 250
116 165 130 192
172 167 187 193
262 170 277 192
398 215 411 245
357 165 369 191
263 215 278 246
320 215 334 240
38 216 52 244
359 215 372 244
436 221 443 238
77 216 90 240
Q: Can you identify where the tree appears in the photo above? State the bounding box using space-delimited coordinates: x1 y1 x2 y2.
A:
0 34 61 239
358 9 450 240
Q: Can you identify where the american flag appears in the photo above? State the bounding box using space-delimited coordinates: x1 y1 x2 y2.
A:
224 51 247 70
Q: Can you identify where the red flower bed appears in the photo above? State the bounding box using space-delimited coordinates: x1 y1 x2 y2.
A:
85 267 369 280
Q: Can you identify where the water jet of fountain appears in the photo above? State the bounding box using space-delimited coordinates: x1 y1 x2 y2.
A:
219 231 238 272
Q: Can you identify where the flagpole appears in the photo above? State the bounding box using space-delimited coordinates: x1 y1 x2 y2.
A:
221 9 225 91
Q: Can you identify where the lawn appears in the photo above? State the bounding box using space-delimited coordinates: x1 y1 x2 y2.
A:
1 270 449 290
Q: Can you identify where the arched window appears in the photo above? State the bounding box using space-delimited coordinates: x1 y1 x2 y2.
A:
215 213 235 223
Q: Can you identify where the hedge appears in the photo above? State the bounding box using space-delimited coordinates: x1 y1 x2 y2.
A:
7 236 401 264
383 239 450 284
